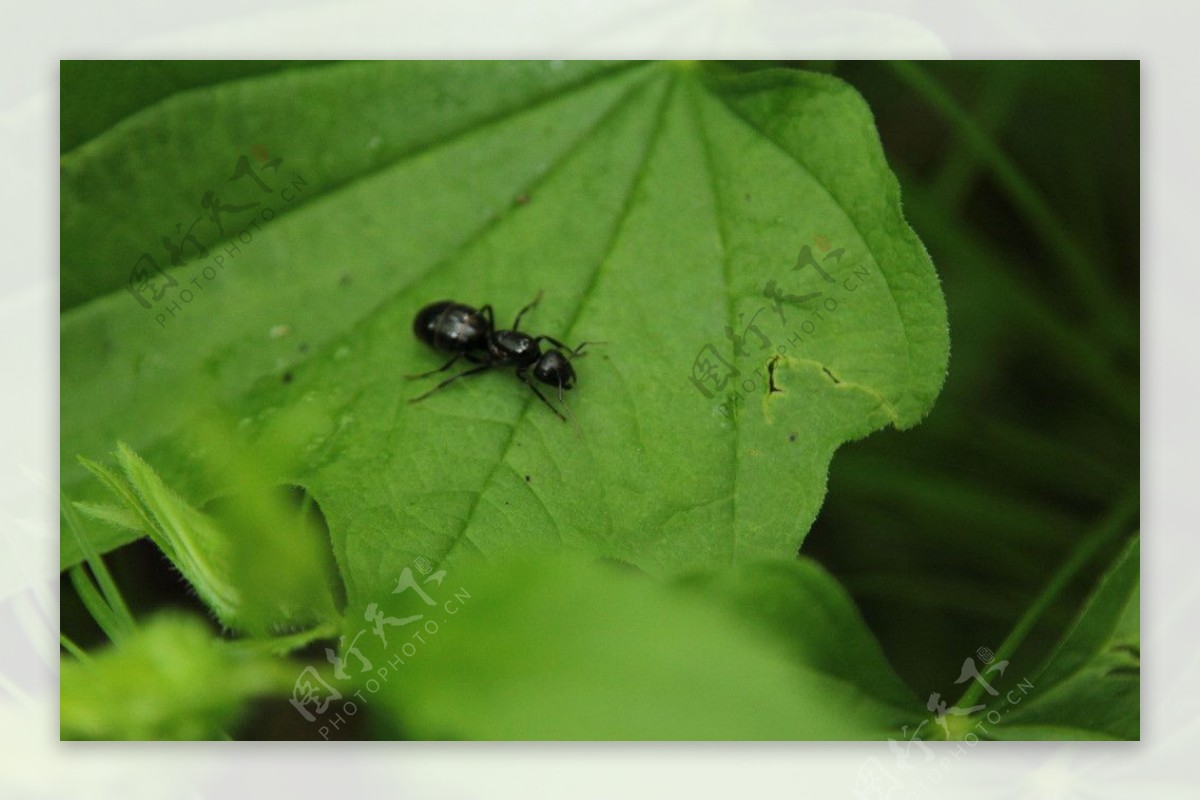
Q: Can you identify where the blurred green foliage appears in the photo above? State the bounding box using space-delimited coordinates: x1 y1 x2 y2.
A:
61 613 300 740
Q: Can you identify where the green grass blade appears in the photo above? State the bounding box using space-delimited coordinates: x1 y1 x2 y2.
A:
956 484 1138 708
60 632 91 662
61 491 136 637
68 565 122 644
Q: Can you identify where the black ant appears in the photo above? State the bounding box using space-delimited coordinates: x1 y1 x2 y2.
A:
408 292 600 424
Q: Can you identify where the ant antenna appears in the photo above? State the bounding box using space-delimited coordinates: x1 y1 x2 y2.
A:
560 391 583 439
571 340 606 357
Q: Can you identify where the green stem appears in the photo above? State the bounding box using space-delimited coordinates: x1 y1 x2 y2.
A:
231 620 341 657
59 632 91 662
956 485 1139 708
889 61 1133 340
931 63 1028 208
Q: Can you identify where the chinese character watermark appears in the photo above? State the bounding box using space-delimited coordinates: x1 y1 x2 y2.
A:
123 147 308 329
289 557 470 739
858 647 1035 799
687 235 871 418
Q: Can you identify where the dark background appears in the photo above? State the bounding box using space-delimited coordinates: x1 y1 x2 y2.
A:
803 61 1139 700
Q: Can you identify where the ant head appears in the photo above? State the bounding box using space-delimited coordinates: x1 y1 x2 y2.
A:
533 349 576 390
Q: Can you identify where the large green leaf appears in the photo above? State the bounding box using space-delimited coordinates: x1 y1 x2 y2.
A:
676 558 919 712
350 555 919 739
990 537 1139 740
60 60 948 612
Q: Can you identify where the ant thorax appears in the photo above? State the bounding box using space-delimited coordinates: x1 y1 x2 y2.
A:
489 330 540 367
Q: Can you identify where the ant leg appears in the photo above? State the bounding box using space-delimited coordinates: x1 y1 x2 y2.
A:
405 351 485 379
409 363 493 403
405 353 461 379
478 304 495 331
511 290 544 330
519 372 567 422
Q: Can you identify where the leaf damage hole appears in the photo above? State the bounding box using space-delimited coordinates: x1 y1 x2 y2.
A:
767 356 783 394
